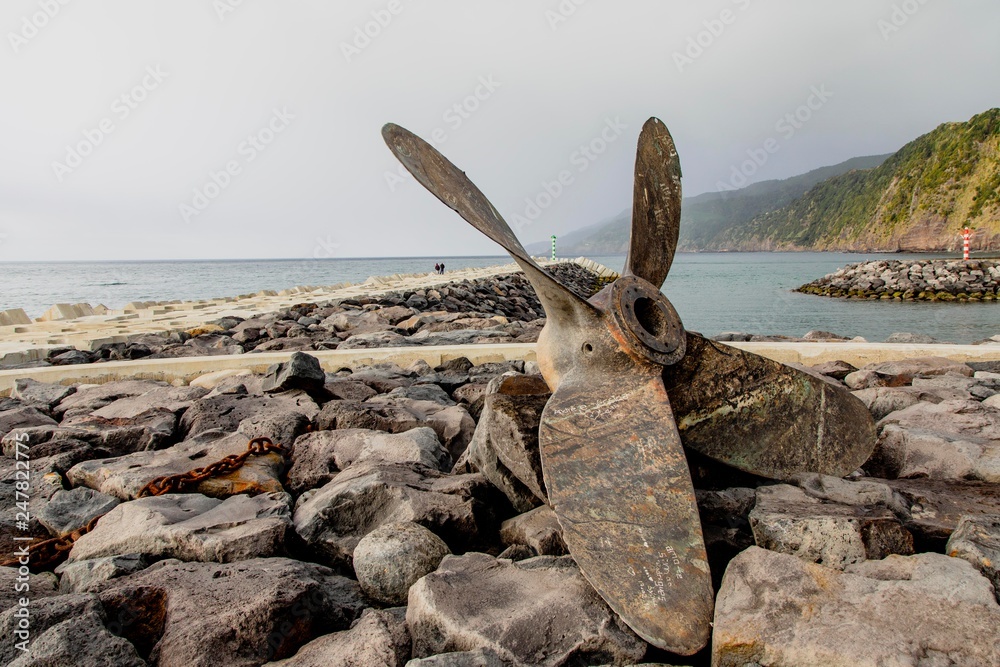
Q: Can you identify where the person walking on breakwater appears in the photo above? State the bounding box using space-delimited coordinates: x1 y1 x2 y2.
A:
440 262 446 274
434 263 441 274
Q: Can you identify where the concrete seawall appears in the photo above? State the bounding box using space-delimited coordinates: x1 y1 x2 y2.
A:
3 341 999 395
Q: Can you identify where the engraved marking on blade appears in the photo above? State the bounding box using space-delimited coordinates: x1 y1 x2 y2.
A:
676 381 796 430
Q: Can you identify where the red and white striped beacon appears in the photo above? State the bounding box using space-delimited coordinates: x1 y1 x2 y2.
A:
963 227 972 260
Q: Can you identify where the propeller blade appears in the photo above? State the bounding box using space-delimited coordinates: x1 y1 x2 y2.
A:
539 365 713 655
661 333 877 480
624 118 682 289
381 123 598 327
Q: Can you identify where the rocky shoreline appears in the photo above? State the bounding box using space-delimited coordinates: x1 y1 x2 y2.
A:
798 258 1000 301
4 263 612 371
0 348 998 664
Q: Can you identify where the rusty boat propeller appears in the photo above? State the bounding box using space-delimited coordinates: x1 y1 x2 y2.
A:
382 118 877 655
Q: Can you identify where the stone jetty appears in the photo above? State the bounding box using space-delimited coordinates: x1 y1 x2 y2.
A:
0 349 998 664
0 262 615 370
798 258 1000 301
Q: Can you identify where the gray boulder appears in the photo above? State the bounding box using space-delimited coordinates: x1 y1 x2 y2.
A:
353 522 450 604
947 514 1000 603
407 553 646 667
68 492 292 563
180 390 319 439
499 505 567 556
91 385 208 419
98 557 368 666
54 379 169 419
459 374 550 513
264 607 410 667
56 553 151 593
294 462 495 567
36 487 120 537
0 406 56 438
749 484 913 569
288 428 451 495
263 352 326 396
713 547 1000 666
0 567 58 612
407 648 506 667
884 477 1000 543
10 378 75 409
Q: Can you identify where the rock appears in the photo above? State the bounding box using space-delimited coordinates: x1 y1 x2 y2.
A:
712 547 1000 667
749 484 913 569
98 558 368 666
263 352 326 396
0 567 58 612
407 648 506 667
56 553 151 593
947 514 1000 603
863 356 974 380
459 374 550 513
189 369 251 390
323 378 378 401
809 360 857 380
852 386 946 420
68 492 292 563
407 553 646 666
451 382 489 419
10 378 75 408
0 594 147 667
36 487 120 537
338 331 413 349
986 393 1000 410
293 462 497 567
792 472 910 516
287 428 451 494
885 332 940 344
237 410 312 446
54 380 169 419
694 487 757 525
180 390 318 439
499 505 567 556
264 607 409 667
366 392 475 460
67 431 286 500
353 522 451 605
844 369 885 390
870 400 1000 482
0 406 56 437
803 329 849 340
4 408 179 457
90 386 208 419
882 478 1000 547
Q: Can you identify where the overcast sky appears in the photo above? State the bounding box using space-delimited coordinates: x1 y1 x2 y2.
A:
0 0 997 261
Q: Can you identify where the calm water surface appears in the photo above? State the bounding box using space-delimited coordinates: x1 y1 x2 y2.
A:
1 253 997 344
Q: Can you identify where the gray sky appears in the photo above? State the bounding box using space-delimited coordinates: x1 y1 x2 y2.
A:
1 0 997 261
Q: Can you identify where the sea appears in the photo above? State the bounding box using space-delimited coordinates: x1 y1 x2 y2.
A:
1 253 997 344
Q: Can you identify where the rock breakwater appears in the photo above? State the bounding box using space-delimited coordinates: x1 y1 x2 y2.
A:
1 351 999 664
798 258 1000 301
4 263 613 370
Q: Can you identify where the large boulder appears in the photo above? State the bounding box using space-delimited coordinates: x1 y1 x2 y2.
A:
10 378 75 409
947 514 1000 603
90 386 208 420
0 567 58 613
499 505 567 556
0 406 56 438
459 374 550 513
353 521 450 604
67 431 287 500
264 607 410 667
54 380 169 419
5 408 179 456
287 427 451 495
407 553 646 666
35 487 120 537
180 390 319 439
883 477 1000 546
68 492 292 563
56 553 152 593
749 484 912 569
262 352 326 396
293 462 498 568
98 558 369 666
713 547 1000 666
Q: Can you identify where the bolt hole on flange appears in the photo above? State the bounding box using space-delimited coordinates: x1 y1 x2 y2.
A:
582 342 594 353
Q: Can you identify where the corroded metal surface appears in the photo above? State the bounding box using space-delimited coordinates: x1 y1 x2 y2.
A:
663 333 877 480
383 118 877 655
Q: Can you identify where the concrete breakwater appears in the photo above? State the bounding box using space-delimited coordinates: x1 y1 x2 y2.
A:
798 258 1000 301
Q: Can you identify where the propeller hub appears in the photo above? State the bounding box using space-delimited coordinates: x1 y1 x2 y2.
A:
607 275 685 366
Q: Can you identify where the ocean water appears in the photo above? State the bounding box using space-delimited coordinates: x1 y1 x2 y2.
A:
1 253 997 344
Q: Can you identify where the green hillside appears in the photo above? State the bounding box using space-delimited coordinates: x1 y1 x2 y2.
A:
714 109 1000 251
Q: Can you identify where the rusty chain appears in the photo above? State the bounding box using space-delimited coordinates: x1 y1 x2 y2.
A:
2 437 287 572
